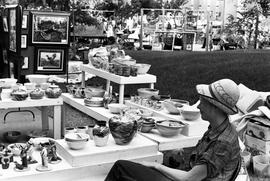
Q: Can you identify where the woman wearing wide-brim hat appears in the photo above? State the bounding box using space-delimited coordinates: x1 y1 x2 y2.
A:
105 79 241 181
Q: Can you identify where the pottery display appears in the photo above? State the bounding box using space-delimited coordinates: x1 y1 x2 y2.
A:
109 116 137 145
30 88 45 99
11 89 28 101
45 84 62 98
92 121 110 147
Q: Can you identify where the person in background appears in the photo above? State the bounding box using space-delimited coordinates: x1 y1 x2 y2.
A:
105 79 241 181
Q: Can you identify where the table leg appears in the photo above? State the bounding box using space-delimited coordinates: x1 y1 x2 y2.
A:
106 80 111 93
41 106 49 131
53 105 62 139
119 84 125 104
81 71 86 88
61 104 66 138
150 83 154 89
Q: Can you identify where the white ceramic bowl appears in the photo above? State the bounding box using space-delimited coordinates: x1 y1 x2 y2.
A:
136 63 151 74
163 99 190 114
66 140 88 150
0 78 17 88
108 103 128 114
65 133 89 142
253 154 270 178
26 74 49 84
137 88 159 98
179 105 201 121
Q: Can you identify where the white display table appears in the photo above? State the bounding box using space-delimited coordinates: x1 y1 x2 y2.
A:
0 97 63 139
80 64 157 104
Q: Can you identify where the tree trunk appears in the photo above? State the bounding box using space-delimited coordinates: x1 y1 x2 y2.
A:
253 13 259 49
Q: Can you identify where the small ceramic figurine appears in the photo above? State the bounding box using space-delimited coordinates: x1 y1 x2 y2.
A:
26 139 37 164
36 143 52 172
47 140 61 164
14 146 30 172
1 150 13 169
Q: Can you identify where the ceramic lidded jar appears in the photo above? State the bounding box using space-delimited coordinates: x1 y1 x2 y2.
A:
45 84 62 98
92 121 109 147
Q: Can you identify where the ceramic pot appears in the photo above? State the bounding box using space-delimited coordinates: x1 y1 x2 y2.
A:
45 84 62 98
109 116 137 145
30 88 44 99
92 121 109 147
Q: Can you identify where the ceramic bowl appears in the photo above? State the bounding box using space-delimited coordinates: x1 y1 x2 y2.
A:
137 109 153 118
137 88 159 98
65 133 89 142
11 90 28 101
0 78 17 88
140 121 155 133
26 74 49 84
84 87 105 98
84 97 104 107
3 131 22 143
163 99 190 114
66 139 88 150
108 103 128 114
179 105 200 121
136 63 151 74
156 120 186 137
7 143 27 156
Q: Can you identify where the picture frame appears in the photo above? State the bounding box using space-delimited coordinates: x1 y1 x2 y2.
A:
34 47 67 74
2 16 8 32
21 35 27 48
31 11 70 45
22 57 29 69
22 14 28 29
8 8 17 52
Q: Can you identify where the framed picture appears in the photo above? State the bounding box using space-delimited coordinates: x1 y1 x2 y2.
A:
2 16 8 32
22 57 29 69
31 11 70 45
34 47 67 74
22 14 28 29
21 35 27 48
8 8 17 52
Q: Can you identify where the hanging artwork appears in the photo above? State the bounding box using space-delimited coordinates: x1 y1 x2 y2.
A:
8 8 17 52
34 47 67 74
31 11 70 45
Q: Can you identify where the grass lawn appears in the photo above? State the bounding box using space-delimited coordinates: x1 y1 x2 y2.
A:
89 49 270 104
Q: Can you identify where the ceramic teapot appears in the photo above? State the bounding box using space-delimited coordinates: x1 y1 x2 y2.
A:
45 84 62 98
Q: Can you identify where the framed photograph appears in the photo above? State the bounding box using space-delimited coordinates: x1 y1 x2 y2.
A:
22 57 29 69
31 11 70 45
8 8 17 52
2 16 8 32
22 14 28 29
34 47 67 74
21 35 27 48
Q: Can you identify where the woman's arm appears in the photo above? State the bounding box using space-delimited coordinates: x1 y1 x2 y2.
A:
140 161 207 181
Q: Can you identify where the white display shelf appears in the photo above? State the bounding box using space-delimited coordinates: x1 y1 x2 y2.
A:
61 93 115 122
55 134 160 167
140 129 201 151
80 64 157 104
125 100 209 137
0 97 63 139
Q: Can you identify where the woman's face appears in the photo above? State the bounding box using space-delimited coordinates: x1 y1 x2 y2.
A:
197 96 212 121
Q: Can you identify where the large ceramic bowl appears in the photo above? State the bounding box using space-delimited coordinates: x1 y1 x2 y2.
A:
156 120 186 137
163 99 190 114
65 133 89 150
3 131 22 143
109 116 137 145
136 63 151 74
179 105 200 121
84 87 105 98
108 103 128 114
137 88 159 98
11 90 28 101
26 74 49 84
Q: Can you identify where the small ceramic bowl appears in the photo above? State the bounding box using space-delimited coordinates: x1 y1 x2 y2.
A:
179 105 200 121
137 88 159 98
136 63 151 74
156 120 186 137
108 103 128 114
163 99 189 114
3 131 22 143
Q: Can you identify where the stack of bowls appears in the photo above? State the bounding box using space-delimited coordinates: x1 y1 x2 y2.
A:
64 133 89 150
140 118 155 133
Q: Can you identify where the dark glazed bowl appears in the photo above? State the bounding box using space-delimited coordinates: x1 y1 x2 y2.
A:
3 131 22 143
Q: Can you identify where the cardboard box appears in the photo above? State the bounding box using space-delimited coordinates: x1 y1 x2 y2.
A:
246 117 270 141
245 134 270 154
